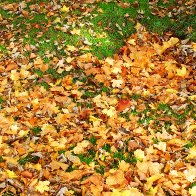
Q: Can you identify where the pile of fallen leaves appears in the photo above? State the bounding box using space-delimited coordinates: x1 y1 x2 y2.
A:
0 22 196 195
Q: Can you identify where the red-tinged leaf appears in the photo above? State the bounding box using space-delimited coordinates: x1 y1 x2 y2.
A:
121 66 127 77
116 99 131 112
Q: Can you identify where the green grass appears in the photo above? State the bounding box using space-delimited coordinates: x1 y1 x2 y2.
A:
0 0 195 60
31 126 42 135
18 153 40 165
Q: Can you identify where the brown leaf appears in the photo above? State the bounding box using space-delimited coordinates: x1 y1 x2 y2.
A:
21 171 33 179
5 61 18 71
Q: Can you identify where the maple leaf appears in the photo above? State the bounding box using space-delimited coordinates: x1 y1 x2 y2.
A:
34 58 48 72
127 38 136 45
67 45 77 52
73 140 90 154
6 170 17 178
89 115 102 127
41 124 56 136
35 181 50 193
60 5 69 13
70 28 80 35
116 99 131 112
102 107 116 117
106 170 128 188
10 70 19 81
154 142 167 152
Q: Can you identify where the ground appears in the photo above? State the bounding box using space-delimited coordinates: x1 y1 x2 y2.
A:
0 0 196 196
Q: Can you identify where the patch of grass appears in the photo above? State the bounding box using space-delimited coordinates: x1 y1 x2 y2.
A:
33 68 43 77
131 94 140 100
39 81 49 90
2 192 15 196
0 44 7 54
31 126 42 135
102 144 111 153
29 13 48 24
0 9 13 19
66 165 78 172
87 2 137 58
46 67 70 79
190 182 196 188
183 141 194 149
78 149 96 165
89 136 97 145
0 96 5 104
18 153 40 165
95 165 105 175
0 156 4 163
82 90 98 99
113 150 137 164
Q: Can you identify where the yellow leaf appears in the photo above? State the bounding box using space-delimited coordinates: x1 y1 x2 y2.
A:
154 142 167 152
148 186 158 196
146 174 163 190
70 28 80 35
168 138 186 146
10 70 20 81
26 163 42 171
53 17 61 23
189 125 196 131
18 130 29 137
192 42 196 52
102 107 116 117
35 181 50 193
154 37 179 55
6 170 17 178
105 57 114 65
166 88 177 94
189 95 196 101
89 115 102 127
186 146 196 160
189 186 196 196
176 65 187 77
0 136 4 148
119 160 130 171
134 149 145 161
127 38 136 45
73 140 90 154
67 45 77 52
41 124 56 136
60 5 69 13
111 188 143 196
112 66 122 74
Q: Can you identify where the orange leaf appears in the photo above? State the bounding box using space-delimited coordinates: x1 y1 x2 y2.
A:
116 99 131 112
121 66 127 77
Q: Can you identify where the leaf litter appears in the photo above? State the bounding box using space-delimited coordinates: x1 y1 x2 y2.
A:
0 1 196 196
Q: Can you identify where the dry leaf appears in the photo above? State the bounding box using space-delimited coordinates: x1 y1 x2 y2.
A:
35 181 50 193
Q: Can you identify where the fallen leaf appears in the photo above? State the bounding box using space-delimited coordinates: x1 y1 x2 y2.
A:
35 181 50 193
60 5 69 13
116 99 131 112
